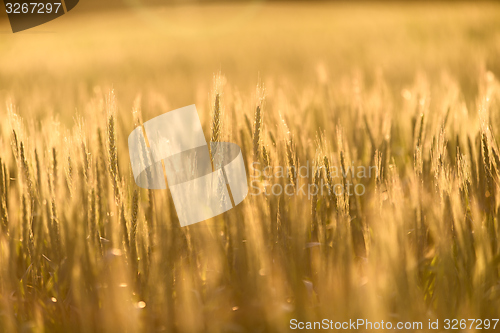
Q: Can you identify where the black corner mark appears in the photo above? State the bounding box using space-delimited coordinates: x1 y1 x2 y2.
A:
3 0 79 33
64 0 77 11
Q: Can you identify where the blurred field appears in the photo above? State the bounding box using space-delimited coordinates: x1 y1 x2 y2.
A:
1 2 500 120
1 2 500 332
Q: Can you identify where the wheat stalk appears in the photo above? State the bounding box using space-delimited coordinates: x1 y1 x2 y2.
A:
211 93 222 143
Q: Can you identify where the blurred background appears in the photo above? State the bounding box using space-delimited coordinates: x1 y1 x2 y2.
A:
0 1 499 124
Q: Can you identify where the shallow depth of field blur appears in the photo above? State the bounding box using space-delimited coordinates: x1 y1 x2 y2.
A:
1 1 500 332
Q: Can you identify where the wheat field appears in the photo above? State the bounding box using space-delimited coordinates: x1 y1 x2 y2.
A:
0 2 500 332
